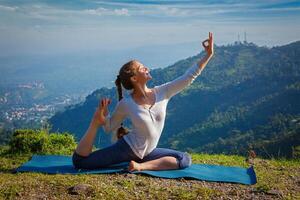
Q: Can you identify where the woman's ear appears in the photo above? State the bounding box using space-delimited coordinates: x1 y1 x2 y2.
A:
130 76 137 83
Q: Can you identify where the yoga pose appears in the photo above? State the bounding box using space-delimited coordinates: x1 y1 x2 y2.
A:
73 32 214 171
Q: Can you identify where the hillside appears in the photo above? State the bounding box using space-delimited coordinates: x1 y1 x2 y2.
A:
49 41 300 158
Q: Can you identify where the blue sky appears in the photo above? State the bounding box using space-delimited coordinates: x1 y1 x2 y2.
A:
0 0 300 57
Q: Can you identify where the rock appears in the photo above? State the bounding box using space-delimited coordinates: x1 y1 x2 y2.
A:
124 173 137 179
266 189 281 196
68 183 94 196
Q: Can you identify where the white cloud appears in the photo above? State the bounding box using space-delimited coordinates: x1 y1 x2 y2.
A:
114 8 129 16
83 7 129 16
260 6 300 12
83 7 108 15
157 7 188 17
0 4 130 23
0 4 18 11
0 1 299 57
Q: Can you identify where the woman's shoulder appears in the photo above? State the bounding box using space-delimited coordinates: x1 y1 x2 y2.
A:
113 97 131 113
117 96 132 107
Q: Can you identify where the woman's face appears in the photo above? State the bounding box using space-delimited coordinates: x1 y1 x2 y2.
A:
132 61 152 84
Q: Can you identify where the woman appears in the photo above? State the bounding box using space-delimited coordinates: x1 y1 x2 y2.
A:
73 32 214 171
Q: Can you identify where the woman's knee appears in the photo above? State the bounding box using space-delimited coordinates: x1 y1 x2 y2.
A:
178 152 192 169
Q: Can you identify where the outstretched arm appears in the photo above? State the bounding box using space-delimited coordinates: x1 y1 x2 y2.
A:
158 32 214 99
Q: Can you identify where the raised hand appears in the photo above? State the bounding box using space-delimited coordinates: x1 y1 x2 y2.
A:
202 32 214 57
91 98 111 127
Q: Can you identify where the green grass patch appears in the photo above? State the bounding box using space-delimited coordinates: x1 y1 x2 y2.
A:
0 152 299 199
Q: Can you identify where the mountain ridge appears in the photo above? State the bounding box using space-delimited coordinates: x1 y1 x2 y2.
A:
50 41 300 158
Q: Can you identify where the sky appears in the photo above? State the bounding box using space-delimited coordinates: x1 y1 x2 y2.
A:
0 0 300 57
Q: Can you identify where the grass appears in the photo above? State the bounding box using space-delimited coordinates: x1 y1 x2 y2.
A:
0 151 299 200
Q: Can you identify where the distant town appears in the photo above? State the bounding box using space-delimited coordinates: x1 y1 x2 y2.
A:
0 81 86 129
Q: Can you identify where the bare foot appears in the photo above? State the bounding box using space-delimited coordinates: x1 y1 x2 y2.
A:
128 160 142 172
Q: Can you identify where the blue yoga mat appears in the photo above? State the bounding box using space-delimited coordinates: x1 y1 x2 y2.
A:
16 155 257 185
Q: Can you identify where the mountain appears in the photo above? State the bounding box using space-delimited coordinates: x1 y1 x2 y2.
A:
49 41 300 158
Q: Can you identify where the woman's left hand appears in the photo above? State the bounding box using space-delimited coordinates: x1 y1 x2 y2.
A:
91 98 111 127
202 32 214 57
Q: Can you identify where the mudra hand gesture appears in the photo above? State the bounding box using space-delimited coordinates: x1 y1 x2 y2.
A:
92 98 111 127
202 32 214 57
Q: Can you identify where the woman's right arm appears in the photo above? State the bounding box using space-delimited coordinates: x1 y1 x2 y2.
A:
100 98 127 133
156 32 214 99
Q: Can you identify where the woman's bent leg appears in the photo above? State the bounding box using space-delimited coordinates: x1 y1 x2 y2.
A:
73 138 138 170
129 156 178 171
75 123 99 157
129 148 192 171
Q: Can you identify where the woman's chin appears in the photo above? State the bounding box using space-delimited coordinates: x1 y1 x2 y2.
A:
143 74 152 82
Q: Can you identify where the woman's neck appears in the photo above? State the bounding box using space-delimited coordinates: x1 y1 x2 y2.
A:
132 83 151 99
